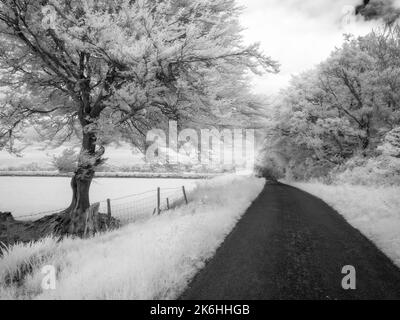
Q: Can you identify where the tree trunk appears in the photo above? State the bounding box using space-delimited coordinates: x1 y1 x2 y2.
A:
360 118 371 156
61 130 101 236
62 170 94 236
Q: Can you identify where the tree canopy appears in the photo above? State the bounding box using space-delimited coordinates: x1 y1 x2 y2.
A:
0 0 278 154
264 26 400 180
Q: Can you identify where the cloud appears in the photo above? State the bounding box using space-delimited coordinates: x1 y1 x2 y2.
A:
238 0 381 95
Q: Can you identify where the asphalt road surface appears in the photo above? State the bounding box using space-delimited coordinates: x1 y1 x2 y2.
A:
181 183 400 300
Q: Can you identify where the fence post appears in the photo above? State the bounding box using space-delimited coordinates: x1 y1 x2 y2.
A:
84 202 100 238
157 187 161 215
182 186 188 204
107 199 112 226
166 198 170 210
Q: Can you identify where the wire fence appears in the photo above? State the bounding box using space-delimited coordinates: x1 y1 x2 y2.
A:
17 185 192 226
17 207 67 221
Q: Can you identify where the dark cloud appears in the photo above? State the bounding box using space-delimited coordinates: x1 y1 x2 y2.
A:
356 0 400 24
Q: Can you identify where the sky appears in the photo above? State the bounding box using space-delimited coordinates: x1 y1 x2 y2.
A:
237 0 383 95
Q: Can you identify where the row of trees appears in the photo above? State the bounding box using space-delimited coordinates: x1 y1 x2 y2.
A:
264 26 400 181
0 0 278 235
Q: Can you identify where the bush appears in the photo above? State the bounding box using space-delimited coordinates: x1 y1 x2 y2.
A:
254 165 278 181
283 158 335 182
0 162 53 172
379 127 400 158
332 155 400 186
52 148 78 173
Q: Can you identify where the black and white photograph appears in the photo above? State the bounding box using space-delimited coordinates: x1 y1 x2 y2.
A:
0 0 400 307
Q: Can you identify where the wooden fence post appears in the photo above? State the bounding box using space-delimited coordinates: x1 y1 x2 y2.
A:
107 199 112 226
182 186 188 204
84 202 101 238
166 198 170 210
157 187 161 215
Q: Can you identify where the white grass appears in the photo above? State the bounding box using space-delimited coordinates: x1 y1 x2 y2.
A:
289 182 400 268
0 175 265 300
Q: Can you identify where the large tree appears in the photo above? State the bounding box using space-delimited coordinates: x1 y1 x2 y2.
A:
0 0 278 235
266 27 400 179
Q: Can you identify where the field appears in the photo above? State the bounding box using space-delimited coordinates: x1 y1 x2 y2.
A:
0 177 197 218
